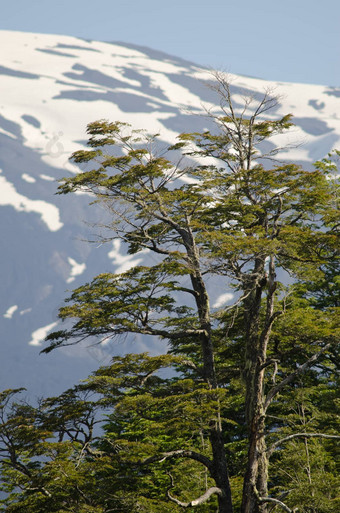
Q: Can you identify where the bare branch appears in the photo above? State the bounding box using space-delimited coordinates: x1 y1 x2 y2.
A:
168 487 223 508
267 433 340 457
257 496 293 513
166 472 222 508
44 325 206 354
253 485 295 512
140 327 208 340
264 341 333 411
260 359 279 371
142 449 213 471
25 486 52 498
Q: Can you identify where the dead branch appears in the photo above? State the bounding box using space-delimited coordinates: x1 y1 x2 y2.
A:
264 341 333 411
258 496 293 513
142 449 212 471
267 432 340 457
166 472 222 507
260 359 280 371
254 486 295 512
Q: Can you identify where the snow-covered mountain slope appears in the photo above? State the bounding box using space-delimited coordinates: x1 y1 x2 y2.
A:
1 30 340 397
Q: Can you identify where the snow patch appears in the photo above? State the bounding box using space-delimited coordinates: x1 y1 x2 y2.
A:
20 308 32 315
108 239 149 274
0 127 17 139
40 174 55 181
3 305 18 319
67 257 86 283
0 171 63 231
213 293 234 308
22 173 36 183
28 321 58 346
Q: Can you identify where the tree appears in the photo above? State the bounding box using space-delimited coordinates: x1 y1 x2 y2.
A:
0 387 105 512
1 74 339 512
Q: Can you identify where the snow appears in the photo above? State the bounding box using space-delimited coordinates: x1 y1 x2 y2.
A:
0 127 17 139
20 308 32 315
22 173 36 183
213 293 234 309
0 31 190 157
144 70 211 109
67 257 86 283
40 174 55 181
3 305 18 319
1 29 338 175
28 321 58 346
108 239 149 274
0 171 63 231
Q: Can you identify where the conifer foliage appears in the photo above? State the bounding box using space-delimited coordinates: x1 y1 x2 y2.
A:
0 75 339 513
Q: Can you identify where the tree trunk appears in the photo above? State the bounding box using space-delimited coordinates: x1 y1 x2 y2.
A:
241 260 270 513
241 254 278 513
186 230 233 512
256 433 269 511
241 377 268 513
210 424 234 513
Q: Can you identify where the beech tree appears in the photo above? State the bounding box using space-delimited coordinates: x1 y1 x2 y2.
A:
1 75 339 513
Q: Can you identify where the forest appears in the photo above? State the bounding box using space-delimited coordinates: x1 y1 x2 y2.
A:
0 75 339 513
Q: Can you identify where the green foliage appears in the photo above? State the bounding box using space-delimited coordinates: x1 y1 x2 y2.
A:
1 76 339 512
269 388 340 513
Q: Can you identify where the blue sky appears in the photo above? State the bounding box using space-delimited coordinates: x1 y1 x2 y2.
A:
1 0 339 86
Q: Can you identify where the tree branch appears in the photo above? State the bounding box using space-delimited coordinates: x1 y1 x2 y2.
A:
267 432 340 457
166 472 222 508
254 486 294 512
264 341 333 411
257 496 293 513
142 449 213 471
25 486 52 498
260 359 279 371
140 327 208 340
168 487 223 508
